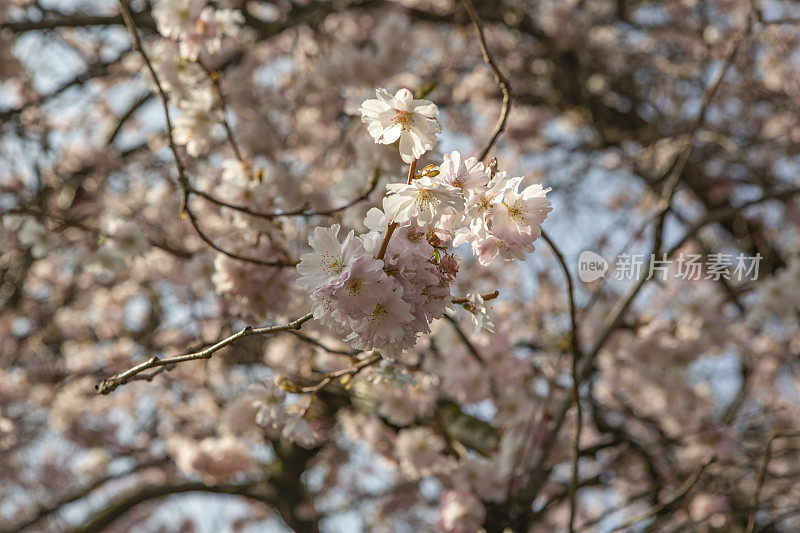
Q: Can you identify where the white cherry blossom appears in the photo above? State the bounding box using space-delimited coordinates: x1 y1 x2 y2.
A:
383 176 464 227
360 88 441 163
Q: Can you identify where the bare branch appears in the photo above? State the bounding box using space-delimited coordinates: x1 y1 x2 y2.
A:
541 229 582 532
461 0 511 161
96 313 314 394
746 431 800 533
608 456 717 532
190 170 381 220
116 0 296 267
286 353 382 394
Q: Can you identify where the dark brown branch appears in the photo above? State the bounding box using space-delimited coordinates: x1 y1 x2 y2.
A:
746 431 800 533
66 479 277 533
521 16 753 508
116 0 295 267
608 456 716 532
180 202 298 267
541 229 582 532
190 169 380 220
1 11 156 33
5 459 168 533
287 353 382 394
107 92 154 145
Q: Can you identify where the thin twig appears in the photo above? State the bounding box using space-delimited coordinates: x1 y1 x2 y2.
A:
181 205 297 267
746 430 800 533
190 170 381 220
522 16 753 505
287 330 362 356
117 0 295 267
96 313 314 394
289 353 381 394
376 159 417 260
541 229 582 532
198 61 248 168
461 0 511 161
116 0 188 194
608 456 717 532
451 290 499 305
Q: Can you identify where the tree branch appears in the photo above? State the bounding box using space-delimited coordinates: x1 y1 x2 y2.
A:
96 313 314 394
461 0 511 161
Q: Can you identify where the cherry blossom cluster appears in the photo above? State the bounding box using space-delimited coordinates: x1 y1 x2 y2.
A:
297 219 456 358
148 0 247 159
152 0 244 61
296 88 552 356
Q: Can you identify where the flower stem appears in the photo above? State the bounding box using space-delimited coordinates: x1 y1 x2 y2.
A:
376 159 417 260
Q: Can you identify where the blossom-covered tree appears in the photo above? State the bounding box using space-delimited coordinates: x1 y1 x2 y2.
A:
2 0 800 531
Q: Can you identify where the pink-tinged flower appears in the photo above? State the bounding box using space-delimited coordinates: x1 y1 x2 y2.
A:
453 223 531 265
439 151 486 192
438 490 486 533
328 255 388 318
348 284 413 351
360 88 441 163
395 426 448 479
454 166 552 264
383 176 465 227
489 177 552 245
152 0 205 40
296 224 365 291
180 7 218 61
167 436 256 484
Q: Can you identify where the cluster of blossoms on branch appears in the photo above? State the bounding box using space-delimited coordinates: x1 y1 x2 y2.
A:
297 88 552 356
149 0 248 158
152 0 245 61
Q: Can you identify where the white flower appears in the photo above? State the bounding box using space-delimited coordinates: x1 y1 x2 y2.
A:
439 151 486 192
173 88 217 157
360 88 441 163
180 6 218 60
104 218 150 258
348 285 413 350
296 224 365 291
152 0 205 40
383 176 465 227
489 177 552 246
253 379 290 429
466 293 495 334
281 415 320 448
439 490 486 533
395 426 448 479
149 40 203 95
215 8 245 39
463 169 511 222
16 218 56 258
